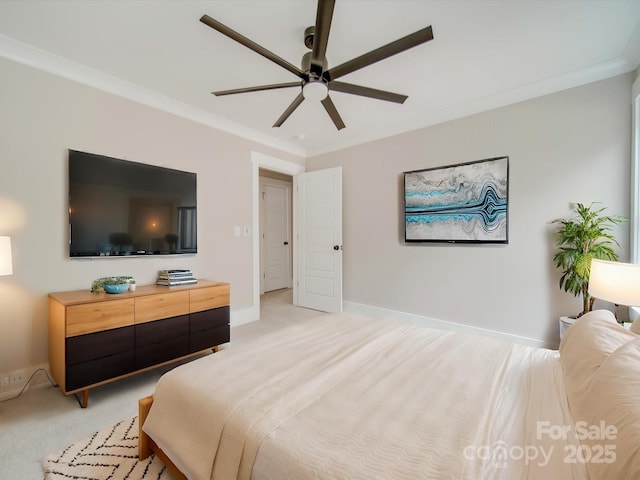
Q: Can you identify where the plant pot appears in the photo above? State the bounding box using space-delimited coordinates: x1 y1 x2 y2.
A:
559 316 577 340
104 283 129 294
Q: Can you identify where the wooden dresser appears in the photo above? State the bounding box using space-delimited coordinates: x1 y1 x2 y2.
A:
48 280 230 407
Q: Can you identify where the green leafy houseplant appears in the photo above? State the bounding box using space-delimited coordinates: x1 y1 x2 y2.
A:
90 276 133 293
552 203 625 317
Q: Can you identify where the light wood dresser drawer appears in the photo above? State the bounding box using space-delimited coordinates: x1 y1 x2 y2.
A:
135 291 190 324
190 284 230 313
66 299 134 337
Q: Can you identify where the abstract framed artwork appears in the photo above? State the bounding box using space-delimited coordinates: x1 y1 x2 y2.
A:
404 156 509 244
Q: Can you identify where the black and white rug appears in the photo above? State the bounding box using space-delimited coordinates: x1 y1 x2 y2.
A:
42 416 174 480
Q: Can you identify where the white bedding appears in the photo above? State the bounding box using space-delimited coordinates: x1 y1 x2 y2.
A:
143 313 588 480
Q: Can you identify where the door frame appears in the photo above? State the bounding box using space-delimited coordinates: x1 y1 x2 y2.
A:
259 176 293 294
251 151 305 318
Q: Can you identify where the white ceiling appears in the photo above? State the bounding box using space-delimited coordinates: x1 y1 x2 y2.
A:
0 1 639 157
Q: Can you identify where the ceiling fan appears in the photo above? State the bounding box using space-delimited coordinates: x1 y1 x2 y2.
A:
200 0 433 130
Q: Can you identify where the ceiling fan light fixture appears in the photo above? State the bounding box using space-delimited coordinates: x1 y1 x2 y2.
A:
303 80 328 101
200 1 434 129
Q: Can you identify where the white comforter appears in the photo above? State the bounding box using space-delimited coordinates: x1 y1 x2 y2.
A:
143 313 588 480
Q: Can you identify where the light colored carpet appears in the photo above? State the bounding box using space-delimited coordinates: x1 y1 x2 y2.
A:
0 288 323 480
42 416 173 480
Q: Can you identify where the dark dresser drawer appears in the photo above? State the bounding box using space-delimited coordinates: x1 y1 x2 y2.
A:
66 350 135 391
135 314 189 348
190 306 230 332
190 325 230 352
136 335 189 370
66 326 134 365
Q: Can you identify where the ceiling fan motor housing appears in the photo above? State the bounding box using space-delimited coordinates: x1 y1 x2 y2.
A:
304 26 315 49
301 51 328 74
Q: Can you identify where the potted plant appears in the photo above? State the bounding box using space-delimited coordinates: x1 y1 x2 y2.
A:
552 203 625 332
90 276 133 294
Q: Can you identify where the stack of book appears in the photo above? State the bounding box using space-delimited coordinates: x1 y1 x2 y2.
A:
156 269 197 286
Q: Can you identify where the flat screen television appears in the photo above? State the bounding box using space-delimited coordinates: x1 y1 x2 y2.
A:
403 156 508 244
68 149 197 257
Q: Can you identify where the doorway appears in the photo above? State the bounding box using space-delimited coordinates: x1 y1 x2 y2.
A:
251 151 343 320
251 152 304 320
259 170 293 294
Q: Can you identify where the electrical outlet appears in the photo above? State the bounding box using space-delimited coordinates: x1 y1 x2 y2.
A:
0 375 8 388
10 372 24 386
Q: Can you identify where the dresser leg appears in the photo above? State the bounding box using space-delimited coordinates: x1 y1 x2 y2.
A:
74 389 89 408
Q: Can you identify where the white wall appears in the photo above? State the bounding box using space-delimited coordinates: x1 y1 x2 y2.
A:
0 57 304 375
307 74 633 346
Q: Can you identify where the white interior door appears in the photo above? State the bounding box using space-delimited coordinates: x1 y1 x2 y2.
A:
262 182 290 292
294 167 343 312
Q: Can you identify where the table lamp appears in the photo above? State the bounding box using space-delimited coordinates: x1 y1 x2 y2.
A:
588 259 640 330
0 236 12 276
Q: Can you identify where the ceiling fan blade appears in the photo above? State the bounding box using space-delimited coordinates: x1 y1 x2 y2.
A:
213 82 301 96
310 0 335 76
329 81 407 104
273 92 305 127
325 26 434 81
200 14 306 80
321 95 346 130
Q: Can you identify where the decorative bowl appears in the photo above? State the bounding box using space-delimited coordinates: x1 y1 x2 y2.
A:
104 283 129 294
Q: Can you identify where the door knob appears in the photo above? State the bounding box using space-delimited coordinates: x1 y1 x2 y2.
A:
333 245 341 251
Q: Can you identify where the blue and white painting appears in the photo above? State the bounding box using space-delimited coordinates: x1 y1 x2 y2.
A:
404 157 508 243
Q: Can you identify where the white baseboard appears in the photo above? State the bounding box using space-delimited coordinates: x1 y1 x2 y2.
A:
231 306 259 327
344 301 556 349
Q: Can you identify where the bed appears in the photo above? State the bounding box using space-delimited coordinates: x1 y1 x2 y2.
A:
138 310 640 480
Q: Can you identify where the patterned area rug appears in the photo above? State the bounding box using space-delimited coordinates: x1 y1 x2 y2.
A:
42 416 174 480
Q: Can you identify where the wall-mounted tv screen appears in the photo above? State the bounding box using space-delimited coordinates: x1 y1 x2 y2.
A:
404 156 508 244
69 150 197 257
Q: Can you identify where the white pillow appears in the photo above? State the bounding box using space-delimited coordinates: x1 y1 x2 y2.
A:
559 309 636 415
574 337 640 480
559 310 640 480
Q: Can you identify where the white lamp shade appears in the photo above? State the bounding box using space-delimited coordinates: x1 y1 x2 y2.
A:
0 236 12 276
588 259 640 306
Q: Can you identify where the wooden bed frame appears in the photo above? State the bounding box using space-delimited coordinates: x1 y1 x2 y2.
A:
139 395 187 480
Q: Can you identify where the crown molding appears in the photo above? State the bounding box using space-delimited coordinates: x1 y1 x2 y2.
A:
0 34 307 158
1 32 635 160
307 56 636 157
